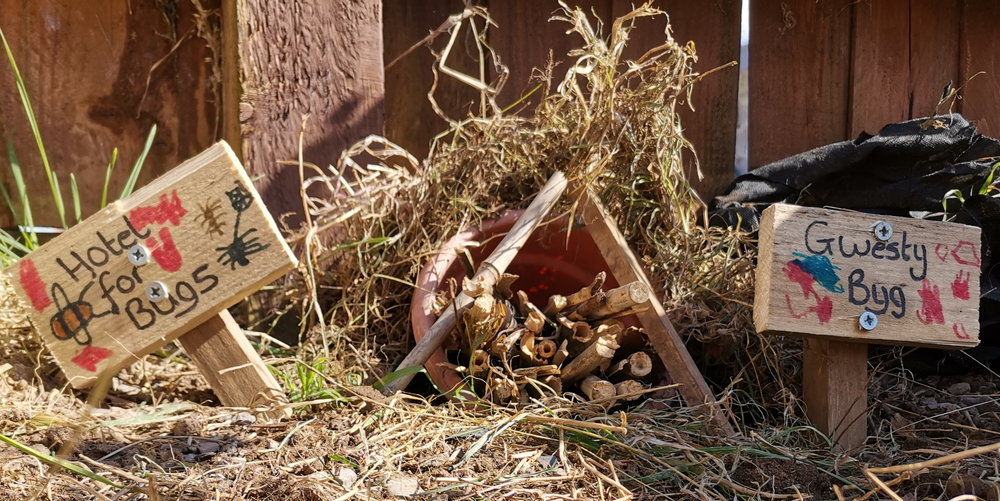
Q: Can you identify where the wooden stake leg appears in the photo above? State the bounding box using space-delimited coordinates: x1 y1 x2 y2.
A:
178 310 291 420
803 339 868 452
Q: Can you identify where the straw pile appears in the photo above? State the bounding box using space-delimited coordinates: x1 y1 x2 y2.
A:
293 2 759 397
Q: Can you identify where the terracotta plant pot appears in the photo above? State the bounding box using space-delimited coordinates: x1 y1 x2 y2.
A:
411 210 621 394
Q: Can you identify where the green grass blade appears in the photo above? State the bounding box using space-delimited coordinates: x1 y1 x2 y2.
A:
372 365 427 391
120 124 156 200
0 24 64 229
101 147 117 208
8 135 36 249
70 173 81 224
0 228 31 256
0 433 123 488
90 403 194 429
51 171 65 231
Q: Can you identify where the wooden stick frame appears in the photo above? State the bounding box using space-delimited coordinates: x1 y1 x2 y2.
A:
578 189 734 435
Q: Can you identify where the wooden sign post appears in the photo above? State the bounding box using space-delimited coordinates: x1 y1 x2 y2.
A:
756 204 981 450
5 142 297 418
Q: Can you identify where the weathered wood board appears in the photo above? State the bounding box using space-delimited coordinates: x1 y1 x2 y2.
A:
5 142 297 388
755 204 980 348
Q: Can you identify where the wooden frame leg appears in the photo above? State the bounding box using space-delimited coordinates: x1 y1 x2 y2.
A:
178 310 291 419
803 339 867 451
579 190 735 435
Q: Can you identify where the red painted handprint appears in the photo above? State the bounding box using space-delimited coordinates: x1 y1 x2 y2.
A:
953 323 971 340
146 227 183 272
951 270 971 300
916 279 945 325
782 260 834 324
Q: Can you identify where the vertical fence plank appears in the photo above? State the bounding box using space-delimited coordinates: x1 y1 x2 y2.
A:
909 3 961 119
489 1 612 110
0 0 219 227
960 0 1000 139
237 0 385 225
849 0 909 137
383 0 482 161
748 0 851 167
612 0 741 201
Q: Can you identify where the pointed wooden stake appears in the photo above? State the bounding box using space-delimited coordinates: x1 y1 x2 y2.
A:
179 310 291 419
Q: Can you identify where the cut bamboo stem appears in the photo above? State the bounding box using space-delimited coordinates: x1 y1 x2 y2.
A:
470 349 490 376
542 375 562 395
520 330 538 366
580 375 616 401
607 352 653 381
569 281 649 321
463 275 492 298
568 322 619 359
382 171 567 395
495 273 519 300
489 327 526 357
543 294 568 317
492 377 517 402
596 304 651 322
565 272 606 309
615 379 644 401
553 339 569 367
517 290 531 317
524 311 545 334
560 334 619 384
535 339 557 360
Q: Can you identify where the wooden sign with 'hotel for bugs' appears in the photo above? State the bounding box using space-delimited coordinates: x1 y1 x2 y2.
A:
5 142 297 417
755 204 981 450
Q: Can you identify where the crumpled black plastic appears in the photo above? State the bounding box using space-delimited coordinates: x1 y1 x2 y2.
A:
710 114 1000 372
711 114 1000 230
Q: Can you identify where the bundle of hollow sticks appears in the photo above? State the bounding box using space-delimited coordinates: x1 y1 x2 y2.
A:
434 271 656 404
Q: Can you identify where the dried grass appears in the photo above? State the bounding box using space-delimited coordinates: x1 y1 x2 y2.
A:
5 3 1000 501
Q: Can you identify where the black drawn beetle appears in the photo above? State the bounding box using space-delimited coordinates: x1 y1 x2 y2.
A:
49 281 115 345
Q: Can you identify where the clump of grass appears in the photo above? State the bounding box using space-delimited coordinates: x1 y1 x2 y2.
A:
0 23 156 267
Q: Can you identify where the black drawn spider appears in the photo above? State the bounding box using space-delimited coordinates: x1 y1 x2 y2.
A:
215 181 270 269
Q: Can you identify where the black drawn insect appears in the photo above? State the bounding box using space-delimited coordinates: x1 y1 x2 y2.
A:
49 282 115 345
216 181 270 269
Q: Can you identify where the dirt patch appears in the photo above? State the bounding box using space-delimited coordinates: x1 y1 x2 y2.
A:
731 458 832 497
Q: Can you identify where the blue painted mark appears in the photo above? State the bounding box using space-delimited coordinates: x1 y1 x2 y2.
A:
791 252 844 294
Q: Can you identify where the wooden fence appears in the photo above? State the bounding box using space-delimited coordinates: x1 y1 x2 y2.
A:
0 1 998 226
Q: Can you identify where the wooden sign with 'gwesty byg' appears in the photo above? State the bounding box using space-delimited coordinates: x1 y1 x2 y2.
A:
755 204 981 349
5 142 297 388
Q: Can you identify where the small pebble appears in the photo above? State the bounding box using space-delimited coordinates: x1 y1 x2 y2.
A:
197 441 220 455
919 397 939 410
336 467 358 489
960 396 986 406
232 412 257 425
385 475 420 497
266 439 280 450
419 453 450 468
172 416 204 436
948 382 971 395
939 402 960 413
182 453 197 462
